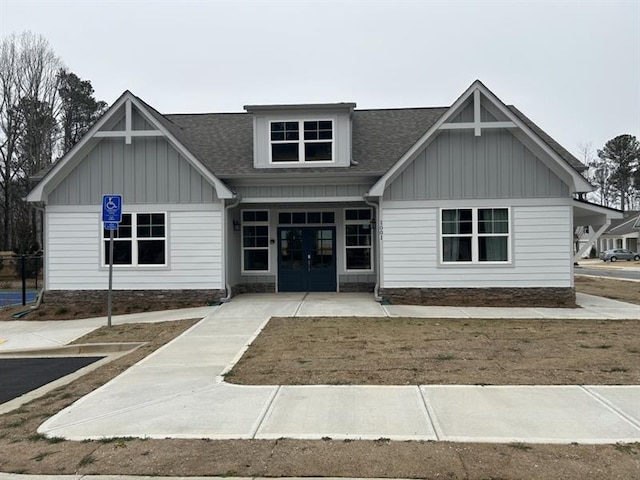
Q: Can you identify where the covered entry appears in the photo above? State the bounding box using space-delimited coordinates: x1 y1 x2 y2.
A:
278 226 336 292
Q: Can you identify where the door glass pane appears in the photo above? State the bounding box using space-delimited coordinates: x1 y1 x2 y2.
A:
312 229 333 268
280 229 304 270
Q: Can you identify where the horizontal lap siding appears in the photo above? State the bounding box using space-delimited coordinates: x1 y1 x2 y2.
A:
46 209 222 290
382 205 571 288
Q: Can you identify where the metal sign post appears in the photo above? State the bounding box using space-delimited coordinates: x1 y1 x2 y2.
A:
102 195 122 327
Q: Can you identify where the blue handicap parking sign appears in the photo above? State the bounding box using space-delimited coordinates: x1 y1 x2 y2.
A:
102 195 122 223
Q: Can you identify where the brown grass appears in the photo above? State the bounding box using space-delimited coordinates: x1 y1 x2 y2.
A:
226 317 640 385
575 275 640 305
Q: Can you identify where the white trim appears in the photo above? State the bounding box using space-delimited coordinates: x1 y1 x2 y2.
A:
100 211 168 268
94 130 163 138
439 121 517 131
439 207 512 265
268 119 335 164
240 196 364 204
47 203 223 213
383 197 573 209
343 207 374 273
240 209 270 274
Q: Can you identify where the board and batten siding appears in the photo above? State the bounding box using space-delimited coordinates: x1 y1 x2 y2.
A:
381 205 572 288
48 136 219 205
232 183 371 199
45 206 223 290
384 129 570 201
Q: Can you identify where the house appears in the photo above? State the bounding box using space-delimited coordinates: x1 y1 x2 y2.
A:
26 80 622 307
598 211 640 253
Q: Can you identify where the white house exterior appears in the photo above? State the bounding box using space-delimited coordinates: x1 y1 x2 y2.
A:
27 80 620 307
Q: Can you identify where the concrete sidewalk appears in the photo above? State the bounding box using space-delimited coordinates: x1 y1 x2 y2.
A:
0 307 216 352
29 293 640 445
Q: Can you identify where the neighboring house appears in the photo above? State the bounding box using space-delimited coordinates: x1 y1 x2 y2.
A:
598 211 640 253
26 80 622 307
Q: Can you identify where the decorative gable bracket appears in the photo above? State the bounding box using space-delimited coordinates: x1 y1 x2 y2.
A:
93 99 163 144
439 90 516 136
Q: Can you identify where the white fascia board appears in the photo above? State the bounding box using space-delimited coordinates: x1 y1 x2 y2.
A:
572 199 623 220
26 91 133 203
367 80 484 197
126 96 235 200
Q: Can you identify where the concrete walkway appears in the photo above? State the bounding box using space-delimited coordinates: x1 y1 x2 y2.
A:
22 292 639 445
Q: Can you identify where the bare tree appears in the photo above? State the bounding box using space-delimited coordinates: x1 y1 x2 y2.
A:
0 32 62 251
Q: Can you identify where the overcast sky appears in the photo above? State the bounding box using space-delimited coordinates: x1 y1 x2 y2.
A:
1 0 638 160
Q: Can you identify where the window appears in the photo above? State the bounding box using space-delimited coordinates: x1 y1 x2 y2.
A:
103 213 166 266
278 211 335 225
345 209 373 270
441 208 509 263
242 210 269 271
270 120 333 163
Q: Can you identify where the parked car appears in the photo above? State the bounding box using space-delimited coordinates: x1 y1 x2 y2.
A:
599 248 640 262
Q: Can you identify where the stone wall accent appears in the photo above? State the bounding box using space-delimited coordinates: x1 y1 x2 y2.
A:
378 287 576 308
44 289 224 307
233 283 277 294
339 282 375 293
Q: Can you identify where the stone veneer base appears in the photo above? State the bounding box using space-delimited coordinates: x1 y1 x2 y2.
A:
378 287 576 308
44 289 225 307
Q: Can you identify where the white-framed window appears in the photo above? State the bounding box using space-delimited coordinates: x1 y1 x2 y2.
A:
102 213 167 266
441 208 510 263
344 208 373 271
270 120 333 163
242 210 269 271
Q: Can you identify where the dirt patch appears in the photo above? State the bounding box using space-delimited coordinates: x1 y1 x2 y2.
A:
227 317 640 385
0 297 203 321
575 275 640 305
1 319 639 478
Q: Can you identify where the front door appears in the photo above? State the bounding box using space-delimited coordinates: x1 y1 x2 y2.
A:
278 227 336 292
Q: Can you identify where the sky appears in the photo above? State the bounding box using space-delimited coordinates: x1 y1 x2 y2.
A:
1 0 638 161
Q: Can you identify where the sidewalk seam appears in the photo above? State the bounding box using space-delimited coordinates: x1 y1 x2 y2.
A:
293 293 308 317
580 386 640 430
250 385 281 438
417 386 441 441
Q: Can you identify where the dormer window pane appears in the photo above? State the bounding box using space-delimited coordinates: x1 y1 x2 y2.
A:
305 142 332 161
272 143 299 162
270 120 333 163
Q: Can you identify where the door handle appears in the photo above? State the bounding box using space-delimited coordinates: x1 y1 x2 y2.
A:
307 254 311 272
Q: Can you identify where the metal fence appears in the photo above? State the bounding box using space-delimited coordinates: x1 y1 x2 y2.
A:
0 254 43 307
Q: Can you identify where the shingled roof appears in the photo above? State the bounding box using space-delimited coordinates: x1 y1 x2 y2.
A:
32 93 588 185
161 104 585 179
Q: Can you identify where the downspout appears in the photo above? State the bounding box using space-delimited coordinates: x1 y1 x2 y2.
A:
363 196 383 302
29 201 46 310
219 196 241 303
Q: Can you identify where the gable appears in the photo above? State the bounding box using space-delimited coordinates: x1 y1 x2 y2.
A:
48 135 218 205
384 128 570 201
368 80 593 197
27 91 233 203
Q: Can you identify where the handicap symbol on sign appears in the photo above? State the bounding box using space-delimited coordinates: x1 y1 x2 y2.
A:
102 194 122 223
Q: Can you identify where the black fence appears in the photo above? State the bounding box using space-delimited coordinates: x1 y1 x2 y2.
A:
0 254 43 307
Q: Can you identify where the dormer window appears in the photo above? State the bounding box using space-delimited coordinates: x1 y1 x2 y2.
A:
270 120 333 163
